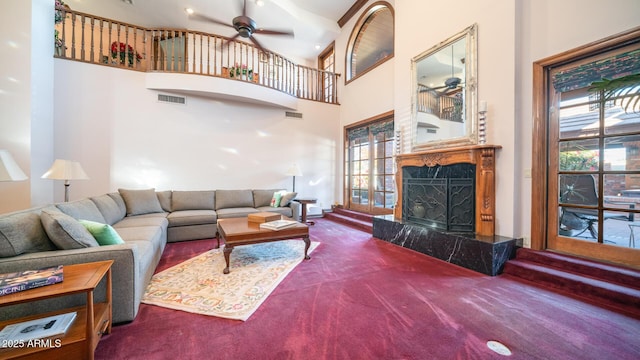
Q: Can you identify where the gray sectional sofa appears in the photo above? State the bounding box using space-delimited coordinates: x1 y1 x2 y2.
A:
0 188 299 324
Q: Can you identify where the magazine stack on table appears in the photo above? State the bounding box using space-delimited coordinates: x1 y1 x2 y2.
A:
259 219 298 230
0 265 64 296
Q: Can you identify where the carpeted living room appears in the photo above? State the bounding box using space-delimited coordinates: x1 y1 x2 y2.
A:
94 219 639 359
1 0 640 359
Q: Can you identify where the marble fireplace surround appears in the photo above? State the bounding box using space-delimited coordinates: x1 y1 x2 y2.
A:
372 145 521 276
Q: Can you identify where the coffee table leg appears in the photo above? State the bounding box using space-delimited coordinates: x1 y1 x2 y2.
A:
223 246 233 274
303 236 311 260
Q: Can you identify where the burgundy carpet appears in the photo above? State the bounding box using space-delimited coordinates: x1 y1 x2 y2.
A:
95 219 640 359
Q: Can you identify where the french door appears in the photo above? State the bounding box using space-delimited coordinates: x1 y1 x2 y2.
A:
344 113 395 215
536 30 640 267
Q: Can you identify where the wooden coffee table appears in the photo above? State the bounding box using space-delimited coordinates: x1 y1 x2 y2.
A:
217 218 310 274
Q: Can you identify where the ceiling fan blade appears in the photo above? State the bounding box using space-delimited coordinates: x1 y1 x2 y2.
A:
220 33 242 49
254 28 294 37
249 36 267 54
189 14 234 28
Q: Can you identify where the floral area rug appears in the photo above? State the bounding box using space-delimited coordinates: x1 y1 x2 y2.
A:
141 240 319 321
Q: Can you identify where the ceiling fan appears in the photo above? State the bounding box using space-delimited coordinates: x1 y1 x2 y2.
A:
420 45 465 96
419 77 463 96
189 0 294 53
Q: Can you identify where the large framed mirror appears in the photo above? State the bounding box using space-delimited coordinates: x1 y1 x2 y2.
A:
411 24 478 150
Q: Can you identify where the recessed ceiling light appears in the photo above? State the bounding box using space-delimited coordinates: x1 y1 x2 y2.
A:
256 0 265 6
315 45 321 50
185 8 194 15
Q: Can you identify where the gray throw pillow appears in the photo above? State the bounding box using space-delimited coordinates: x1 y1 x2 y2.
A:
40 210 99 249
280 192 297 207
118 188 164 216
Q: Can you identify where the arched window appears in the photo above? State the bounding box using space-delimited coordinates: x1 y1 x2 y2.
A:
346 2 394 83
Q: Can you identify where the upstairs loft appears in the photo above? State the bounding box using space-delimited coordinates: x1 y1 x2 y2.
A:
54 7 340 109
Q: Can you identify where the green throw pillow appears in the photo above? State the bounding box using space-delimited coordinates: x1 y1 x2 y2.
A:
270 192 282 207
79 219 125 246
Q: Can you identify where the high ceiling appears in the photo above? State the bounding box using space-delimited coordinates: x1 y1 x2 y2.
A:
64 0 357 61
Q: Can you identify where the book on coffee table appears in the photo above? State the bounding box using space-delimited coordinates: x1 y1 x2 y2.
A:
248 212 282 224
0 311 77 343
0 265 64 296
259 219 298 230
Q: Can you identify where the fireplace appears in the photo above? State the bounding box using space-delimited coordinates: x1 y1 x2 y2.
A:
394 145 501 236
403 163 475 232
372 145 520 276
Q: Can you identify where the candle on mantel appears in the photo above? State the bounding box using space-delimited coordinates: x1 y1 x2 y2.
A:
479 100 487 113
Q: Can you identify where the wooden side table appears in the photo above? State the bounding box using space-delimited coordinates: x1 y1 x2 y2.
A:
296 198 317 225
0 260 113 360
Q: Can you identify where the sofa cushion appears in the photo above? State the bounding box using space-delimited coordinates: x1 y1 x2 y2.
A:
107 192 127 215
40 210 99 249
253 189 283 207
216 207 259 219
215 190 254 210
167 210 217 227
79 219 125 246
91 194 125 225
114 214 168 229
118 188 164 216
157 190 172 212
256 206 293 218
56 199 106 223
0 209 56 258
172 191 215 211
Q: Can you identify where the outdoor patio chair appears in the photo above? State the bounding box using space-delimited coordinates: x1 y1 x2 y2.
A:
559 174 634 239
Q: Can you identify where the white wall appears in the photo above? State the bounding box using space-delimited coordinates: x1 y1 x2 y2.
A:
0 0 55 213
515 0 640 246
53 60 340 210
333 1 396 206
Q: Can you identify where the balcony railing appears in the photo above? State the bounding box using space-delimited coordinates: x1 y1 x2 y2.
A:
54 8 339 104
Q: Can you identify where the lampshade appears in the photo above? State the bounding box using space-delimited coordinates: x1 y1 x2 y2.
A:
0 150 28 181
41 159 89 181
285 163 303 177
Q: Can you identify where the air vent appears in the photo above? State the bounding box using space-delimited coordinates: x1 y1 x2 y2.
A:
157 94 186 105
285 111 303 119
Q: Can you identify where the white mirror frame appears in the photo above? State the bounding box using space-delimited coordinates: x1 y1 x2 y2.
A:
411 24 478 150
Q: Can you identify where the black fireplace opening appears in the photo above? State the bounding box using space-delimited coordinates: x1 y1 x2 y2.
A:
402 163 475 233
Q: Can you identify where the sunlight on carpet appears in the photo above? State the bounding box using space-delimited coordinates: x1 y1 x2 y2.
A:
142 240 319 321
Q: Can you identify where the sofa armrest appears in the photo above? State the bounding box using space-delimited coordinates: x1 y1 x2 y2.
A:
289 201 301 222
0 244 140 324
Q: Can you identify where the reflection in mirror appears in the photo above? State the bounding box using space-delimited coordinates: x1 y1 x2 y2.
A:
412 24 477 149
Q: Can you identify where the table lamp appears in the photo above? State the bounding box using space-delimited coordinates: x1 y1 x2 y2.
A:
42 159 89 202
